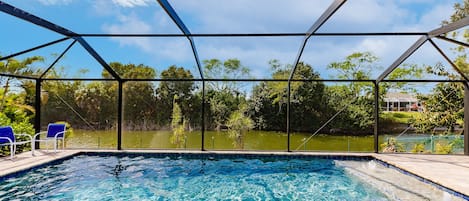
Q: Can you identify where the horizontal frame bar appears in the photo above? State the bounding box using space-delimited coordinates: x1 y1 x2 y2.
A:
77 32 428 37
41 78 117 81
381 79 466 83
40 78 467 83
0 73 37 80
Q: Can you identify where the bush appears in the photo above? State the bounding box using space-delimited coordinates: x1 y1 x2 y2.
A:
411 143 427 153
380 137 405 153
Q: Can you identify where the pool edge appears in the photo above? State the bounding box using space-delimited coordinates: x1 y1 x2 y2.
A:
1 150 468 200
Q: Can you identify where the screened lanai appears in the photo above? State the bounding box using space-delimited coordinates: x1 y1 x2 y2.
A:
0 0 468 154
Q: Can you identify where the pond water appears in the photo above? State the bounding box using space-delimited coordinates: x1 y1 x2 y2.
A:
64 130 377 152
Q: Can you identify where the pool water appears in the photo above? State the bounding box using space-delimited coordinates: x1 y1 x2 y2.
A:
0 155 388 200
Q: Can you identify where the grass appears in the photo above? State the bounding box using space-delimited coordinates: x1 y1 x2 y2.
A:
380 111 422 124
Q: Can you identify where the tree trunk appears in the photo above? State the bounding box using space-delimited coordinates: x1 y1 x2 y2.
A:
0 77 11 111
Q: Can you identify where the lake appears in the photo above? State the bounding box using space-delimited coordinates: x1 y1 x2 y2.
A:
64 130 378 152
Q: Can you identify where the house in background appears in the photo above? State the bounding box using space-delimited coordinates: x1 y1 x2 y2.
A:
383 92 422 112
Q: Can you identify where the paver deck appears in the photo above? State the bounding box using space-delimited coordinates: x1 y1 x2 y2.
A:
0 150 80 177
373 153 469 197
1 150 468 197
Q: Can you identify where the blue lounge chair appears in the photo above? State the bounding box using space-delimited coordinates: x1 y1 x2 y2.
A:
0 126 33 159
33 123 66 153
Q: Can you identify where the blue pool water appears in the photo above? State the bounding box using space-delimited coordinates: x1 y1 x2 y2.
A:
0 154 388 200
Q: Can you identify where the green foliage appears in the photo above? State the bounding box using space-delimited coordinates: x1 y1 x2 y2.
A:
411 143 427 153
0 56 40 156
0 112 34 155
103 62 156 79
75 82 116 130
170 95 186 148
328 52 378 79
380 137 405 153
227 105 254 149
435 142 453 154
248 60 329 132
381 111 421 124
442 0 469 75
450 135 464 150
206 89 245 130
158 65 196 127
414 83 463 134
443 0 469 42
326 52 378 132
202 58 251 131
384 64 423 92
0 56 44 113
203 58 251 92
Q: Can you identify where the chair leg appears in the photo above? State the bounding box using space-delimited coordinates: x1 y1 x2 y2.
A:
10 144 13 160
31 141 35 156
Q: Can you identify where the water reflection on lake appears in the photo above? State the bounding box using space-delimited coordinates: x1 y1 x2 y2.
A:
66 130 376 152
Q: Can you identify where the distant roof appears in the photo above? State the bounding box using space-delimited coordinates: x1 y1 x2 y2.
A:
384 92 417 102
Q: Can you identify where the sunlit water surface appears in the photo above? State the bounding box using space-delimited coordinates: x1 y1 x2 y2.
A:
0 155 388 200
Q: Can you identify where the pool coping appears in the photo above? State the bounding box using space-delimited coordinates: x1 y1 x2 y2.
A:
1 150 468 200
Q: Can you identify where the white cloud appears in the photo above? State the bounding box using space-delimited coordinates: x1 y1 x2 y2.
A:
417 4 454 30
96 0 462 78
103 13 152 34
169 0 332 33
112 0 153 8
101 13 193 64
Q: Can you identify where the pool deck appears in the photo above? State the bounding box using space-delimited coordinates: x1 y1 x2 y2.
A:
1 150 468 197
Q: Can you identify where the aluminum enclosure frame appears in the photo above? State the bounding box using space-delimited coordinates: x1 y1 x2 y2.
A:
0 0 468 154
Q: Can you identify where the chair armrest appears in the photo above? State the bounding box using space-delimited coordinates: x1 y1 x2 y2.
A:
54 131 66 139
0 136 13 144
14 133 33 142
33 131 47 140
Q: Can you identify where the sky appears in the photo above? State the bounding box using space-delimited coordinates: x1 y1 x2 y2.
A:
0 0 467 81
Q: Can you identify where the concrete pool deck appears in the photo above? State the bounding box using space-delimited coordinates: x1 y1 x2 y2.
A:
1 150 468 197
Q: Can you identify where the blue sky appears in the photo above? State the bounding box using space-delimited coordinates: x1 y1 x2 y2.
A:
0 0 466 80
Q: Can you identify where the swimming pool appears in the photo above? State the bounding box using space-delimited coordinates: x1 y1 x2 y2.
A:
0 153 464 200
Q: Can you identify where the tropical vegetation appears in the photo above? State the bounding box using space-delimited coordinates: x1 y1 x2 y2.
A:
0 0 467 155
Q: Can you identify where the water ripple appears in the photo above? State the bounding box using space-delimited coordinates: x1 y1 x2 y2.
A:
0 156 388 200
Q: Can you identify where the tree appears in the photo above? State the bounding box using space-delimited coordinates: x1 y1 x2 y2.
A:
412 0 468 134
414 82 464 133
249 83 276 130
106 62 157 130
326 52 379 132
203 58 250 92
328 52 377 96
75 81 117 130
248 60 328 132
203 58 250 130
170 95 186 148
158 65 196 127
266 60 322 113
42 79 85 128
0 56 44 111
206 88 244 130
226 104 254 149
439 0 468 77
102 62 156 79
